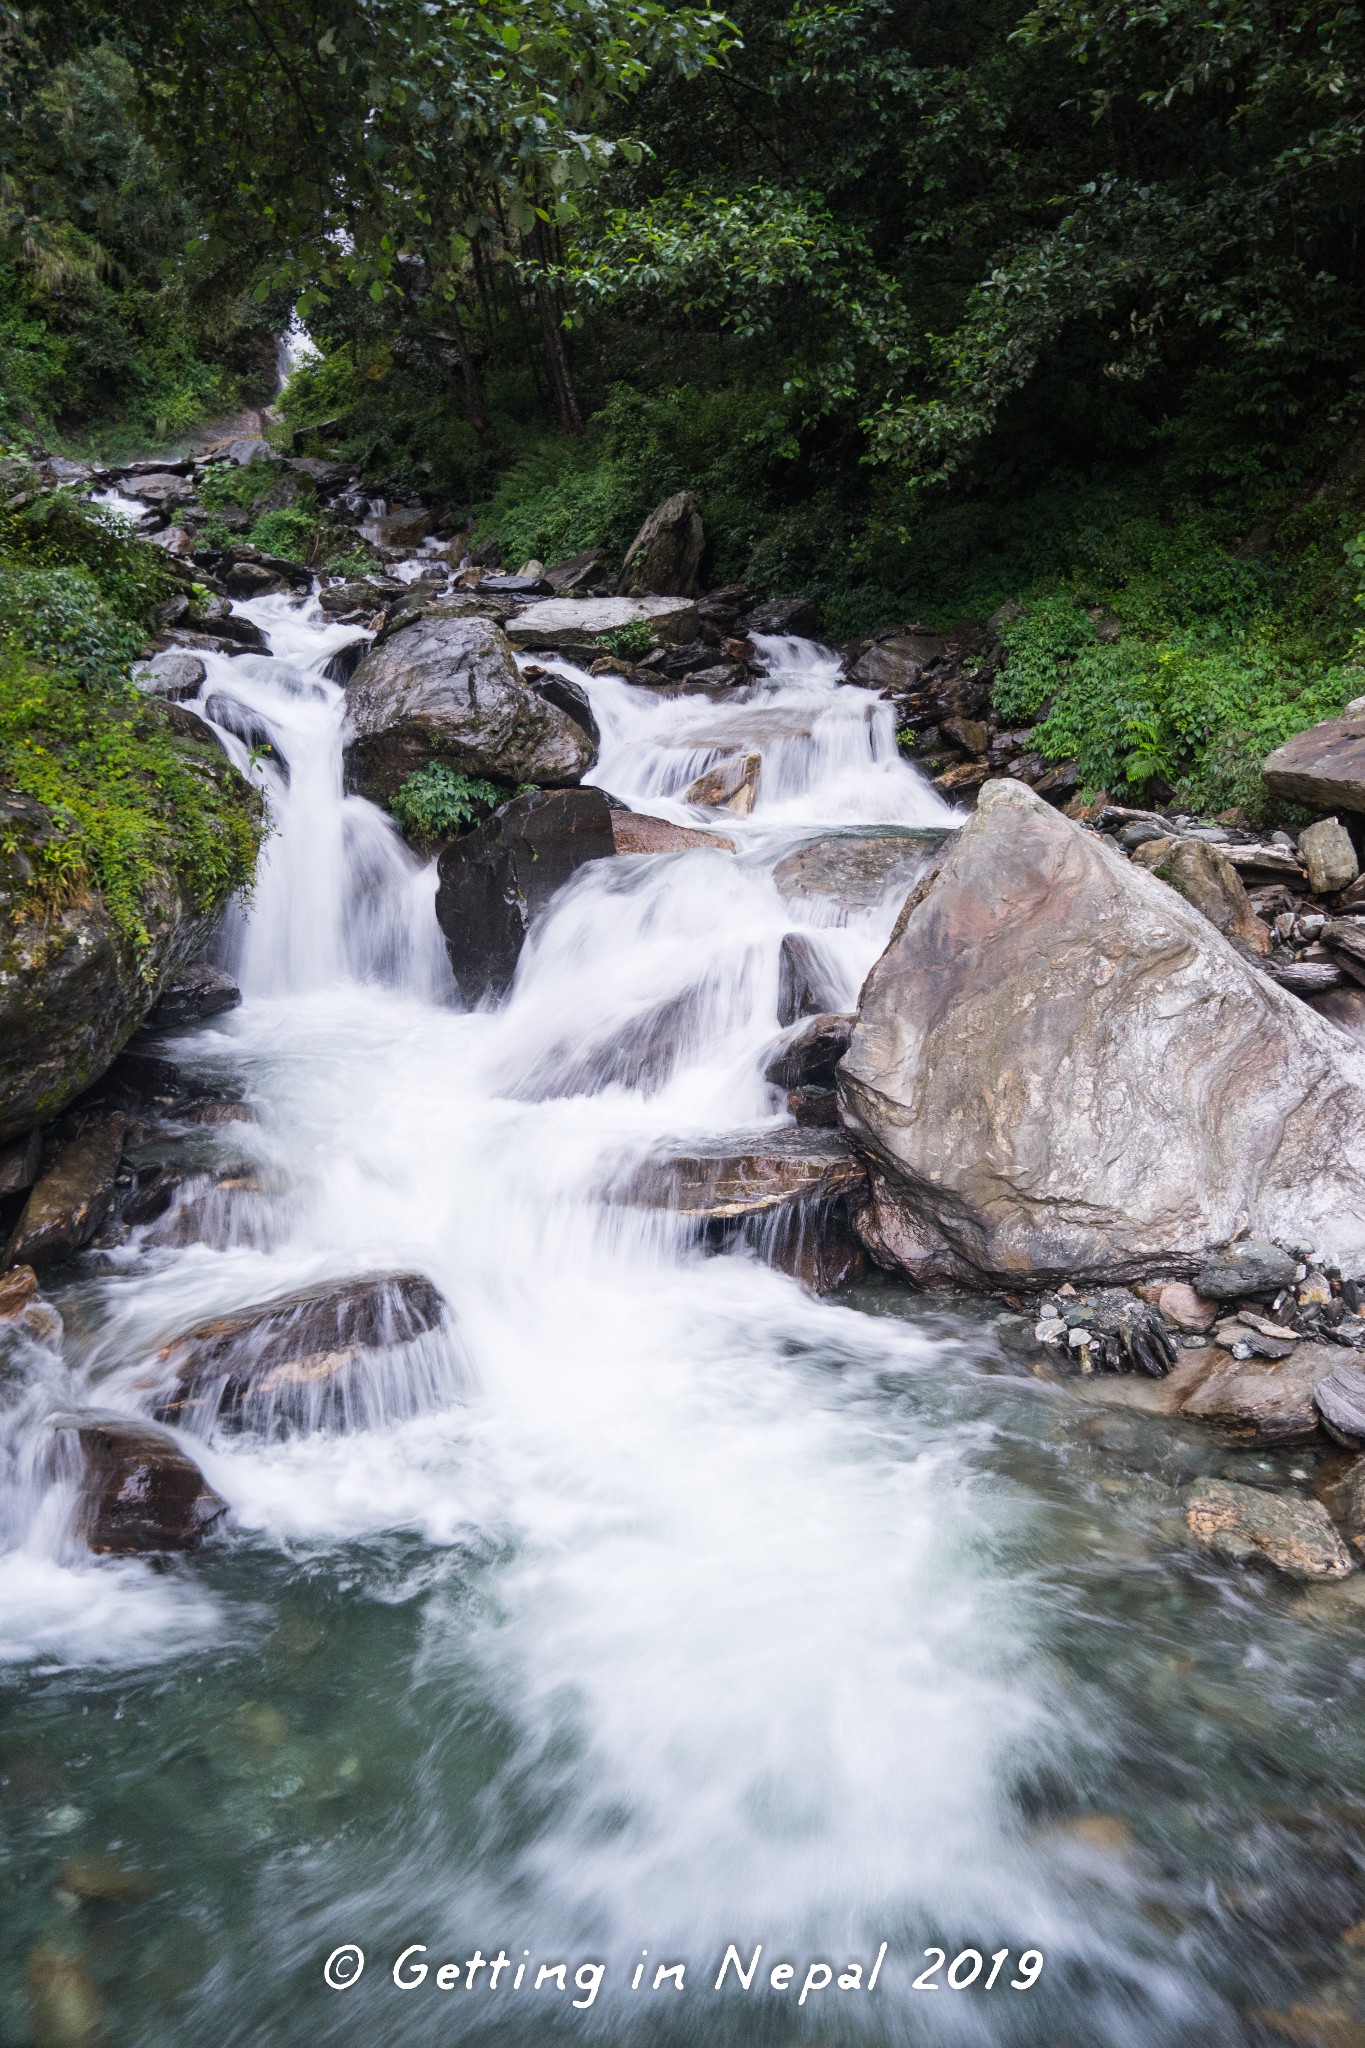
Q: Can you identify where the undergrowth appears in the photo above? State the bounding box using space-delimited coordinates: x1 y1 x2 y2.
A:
389 765 507 843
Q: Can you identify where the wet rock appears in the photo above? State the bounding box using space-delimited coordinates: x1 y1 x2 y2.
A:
772 830 951 912
1136 1280 1218 1333
133 651 206 700
68 1417 226 1553
684 752 760 813
764 1012 854 1089
847 640 929 693
128 471 194 508
778 932 844 1026
435 788 616 1003
528 671 599 750
141 961 241 1033
4 1118 126 1271
1263 717 1365 815
545 548 606 592
506 595 699 652
317 576 402 618
0 1263 62 1353
25 1936 104 2048
0 1128 41 1195
1194 1241 1300 1298
58 1853 154 1903
623 1127 866 1218
1131 837 1271 954
1314 1362 1365 1448
1185 1476 1354 1580
358 505 431 550
222 560 288 599
839 779 1365 1289
150 1271 448 1433
1180 1341 1339 1443
617 490 705 598
610 811 735 855
743 597 820 637
344 615 594 804
1301 818 1360 894
788 1086 840 1127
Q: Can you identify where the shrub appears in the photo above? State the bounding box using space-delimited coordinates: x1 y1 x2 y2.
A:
389 765 506 843
596 618 653 659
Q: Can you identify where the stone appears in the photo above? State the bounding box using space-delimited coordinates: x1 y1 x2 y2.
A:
1185 1477 1354 1580
941 716 989 757
140 961 241 1033
435 788 616 1003
0 1128 41 1195
66 1417 226 1553
1193 1240 1299 1298
622 1127 866 1218
1300 817 1360 894
25 1937 104 2048
610 812 735 855
358 505 431 550
684 752 760 813
848 642 925 693
788 1086 840 1127
1131 836 1271 954
4 1118 126 1271
838 778 1365 1289
217 436 280 466
150 1272 447 1433
1308 986 1365 1043
778 933 844 1025
528 671 599 750
317 577 401 617
545 549 606 592
743 597 820 637
772 830 952 912
1263 718 1365 815
1273 962 1347 995
764 1013 854 1089
344 615 593 804
0 1262 62 1352
617 490 705 597
1179 1341 1340 1443
128 472 194 508
133 651 206 700
1326 920 1365 988
1314 1362 1365 1448
505 596 699 651
1136 1280 1218 1333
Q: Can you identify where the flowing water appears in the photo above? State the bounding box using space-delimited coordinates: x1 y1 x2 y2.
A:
3 596 1365 2048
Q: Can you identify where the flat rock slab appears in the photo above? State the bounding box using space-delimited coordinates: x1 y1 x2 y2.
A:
1178 1341 1340 1444
506 596 698 651
773 830 953 911
67 1417 226 1554
5 1118 127 1271
1185 1476 1354 1580
622 1128 866 1219
1263 717 1365 814
150 1272 446 1433
1314 1360 1365 1447
142 962 241 1033
610 812 735 855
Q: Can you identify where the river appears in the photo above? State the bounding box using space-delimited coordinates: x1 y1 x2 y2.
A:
2 589 1364 2046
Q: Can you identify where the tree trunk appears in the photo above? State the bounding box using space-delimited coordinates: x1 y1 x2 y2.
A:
531 222 583 434
446 301 491 435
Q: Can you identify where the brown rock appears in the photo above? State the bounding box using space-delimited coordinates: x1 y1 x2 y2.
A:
1263 717 1365 815
1132 836 1271 954
932 761 992 796
610 812 735 855
1185 1476 1354 1579
0 1262 62 1352
26 1938 103 2048
69 1418 226 1554
772 830 951 912
764 1012 854 1089
1179 1341 1339 1443
685 752 760 814
622 1127 866 1219
617 490 705 598
4 1118 126 1271
1134 1280 1218 1332
941 716 989 758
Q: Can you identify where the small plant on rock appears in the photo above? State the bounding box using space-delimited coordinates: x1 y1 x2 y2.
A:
389 764 505 843
596 618 653 660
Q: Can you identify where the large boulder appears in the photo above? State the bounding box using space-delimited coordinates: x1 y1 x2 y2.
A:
435 788 616 1003
1130 836 1271 955
343 616 593 805
617 491 705 598
4 1117 126 1271
1185 1477 1353 1580
773 829 952 912
1262 715 1365 814
505 596 699 652
839 778 1365 1289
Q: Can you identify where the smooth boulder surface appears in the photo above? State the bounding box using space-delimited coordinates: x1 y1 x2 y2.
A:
1179 1341 1339 1444
1185 1477 1353 1580
505 596 699 652
344 616 593 805
1262 716 1365 814
67 1417 226 1553
617 491 705 598
1299 816 1359 893
621 1127 866 1218
610 811 735 855
764 1013 854 1089
0 1263 62 1355
839 778 1365 1288
435 788 616 1003
4 1118 126 1271
773 830 951 912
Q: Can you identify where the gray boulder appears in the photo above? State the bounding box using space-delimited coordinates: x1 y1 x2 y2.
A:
773 830 952 912
435 788 616 1003
617 491 705 597
343 615 594 805
1262 715 1365 814
1185 1477 1353 1580
506 595 699 652
839 778 1365 1289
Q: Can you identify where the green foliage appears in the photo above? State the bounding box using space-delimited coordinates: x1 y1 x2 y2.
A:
246 507 322 564
389 765 506 843
0 644 264 957
0 562 146 691
596 618 653 659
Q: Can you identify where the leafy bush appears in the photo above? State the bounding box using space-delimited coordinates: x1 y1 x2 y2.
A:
0 562 147 690
389 765 506 843
247 507 321 563
596 618 653 659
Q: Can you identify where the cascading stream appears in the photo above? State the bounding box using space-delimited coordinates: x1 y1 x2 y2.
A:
0 592 1280 2045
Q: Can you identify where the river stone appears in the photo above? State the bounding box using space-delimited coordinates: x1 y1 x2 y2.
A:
1178 1341 1339 1444
435 788 616 1003
317 577 403 617
1193 1240 1299 1299
773 830 952 912
744 598 821 638
344 615 594 804
1308 985 1365 1044
128 472 194 508
1313 1362 1365 1448
610 811 735 855
1131 837 1271 954
839 778 1365 1289
150 1272 447 1433
1300 817 1359 894
0 1263 62 1355
4 1117 127 1271
505 596 699 652
1263 717 1365 814
1185 1477 1354 1580
0 1129 40 1196
764 1013 854 1089
617 491 705 598
622 1127 866 1218
141 962 241 1033
685 752 760 813
358 505 431 550
778 932 844 1026
134 651 206 701
67 1417 226 1553
545 549 606 592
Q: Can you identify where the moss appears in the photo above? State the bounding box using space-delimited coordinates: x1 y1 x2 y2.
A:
0 643 265 960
